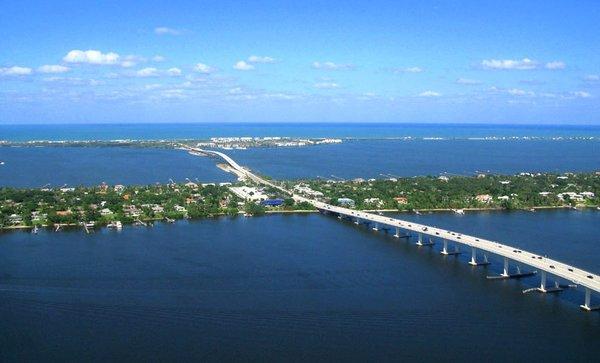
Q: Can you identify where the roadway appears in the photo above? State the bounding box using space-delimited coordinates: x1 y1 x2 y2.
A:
186 146 599 310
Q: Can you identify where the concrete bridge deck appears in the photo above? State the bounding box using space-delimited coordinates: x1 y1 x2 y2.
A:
186 146 600 311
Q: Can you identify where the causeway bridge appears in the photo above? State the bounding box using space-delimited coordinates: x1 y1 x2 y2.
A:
186 146 600 311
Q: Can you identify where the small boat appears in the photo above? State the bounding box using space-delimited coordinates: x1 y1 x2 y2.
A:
529 208 536 212
414 210 421 215
165 217 175 223
107 221 123 230
0 161 4 165
453 209 465 215
32 225 38 234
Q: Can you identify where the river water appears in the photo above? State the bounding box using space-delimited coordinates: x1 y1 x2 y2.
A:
1 123 599 361
0 210 599 361
1 139 598 187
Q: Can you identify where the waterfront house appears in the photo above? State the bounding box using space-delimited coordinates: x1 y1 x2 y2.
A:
475 194 493 203
394 196 408 205
100 208 113 216
185 181 198 189
152 205 165 213
364 198 383 208
114 185 125 193
8 214 22 225
123 205 141 218
557 192 584 202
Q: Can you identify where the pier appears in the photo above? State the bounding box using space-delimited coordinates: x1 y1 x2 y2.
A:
187 146 600 311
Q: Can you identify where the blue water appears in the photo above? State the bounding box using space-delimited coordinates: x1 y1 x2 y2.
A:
0 147 234 188
229 139 600 179
2 123 599 361
2 123 600 141
1 139 598 187
1 210 598 361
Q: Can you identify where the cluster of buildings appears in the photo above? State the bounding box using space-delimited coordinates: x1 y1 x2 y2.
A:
194 137 342 150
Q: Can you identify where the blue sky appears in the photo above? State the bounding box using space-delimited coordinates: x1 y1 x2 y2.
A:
1 0 599 124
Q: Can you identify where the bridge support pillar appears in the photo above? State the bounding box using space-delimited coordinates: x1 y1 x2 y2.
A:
502 257 509 277
372 223 379 231
469 247 490 266
522 270 564 294
580 288 599 311
487 257 536 280
540 270 547 292
416 233 434 246
441 240 460 255
582 288 591 311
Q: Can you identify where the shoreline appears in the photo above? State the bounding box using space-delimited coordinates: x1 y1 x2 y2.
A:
2 205 596 233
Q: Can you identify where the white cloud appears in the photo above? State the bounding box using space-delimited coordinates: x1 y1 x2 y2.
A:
481 58 537 70
144 83 162 90
41 76 103 86
120 61 136 68
584 74 599 82
456 78 481 85
312 61 354 70
314 82 340 89
38 64 70 74
394 66 423 73
136 67 159 77
418 91 441 97
507 88 535 96
0 66 33 76
63 50 120 65
154 27 181 35
248 55 276 63
545 61 566 70
194 63 215 74
571 91 591 98
152 55 165 62
167 67 182 76
120 55 148 68
135 67 181 77
233 60 254 71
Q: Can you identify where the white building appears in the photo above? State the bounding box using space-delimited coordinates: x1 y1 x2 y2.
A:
229 186 269 202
